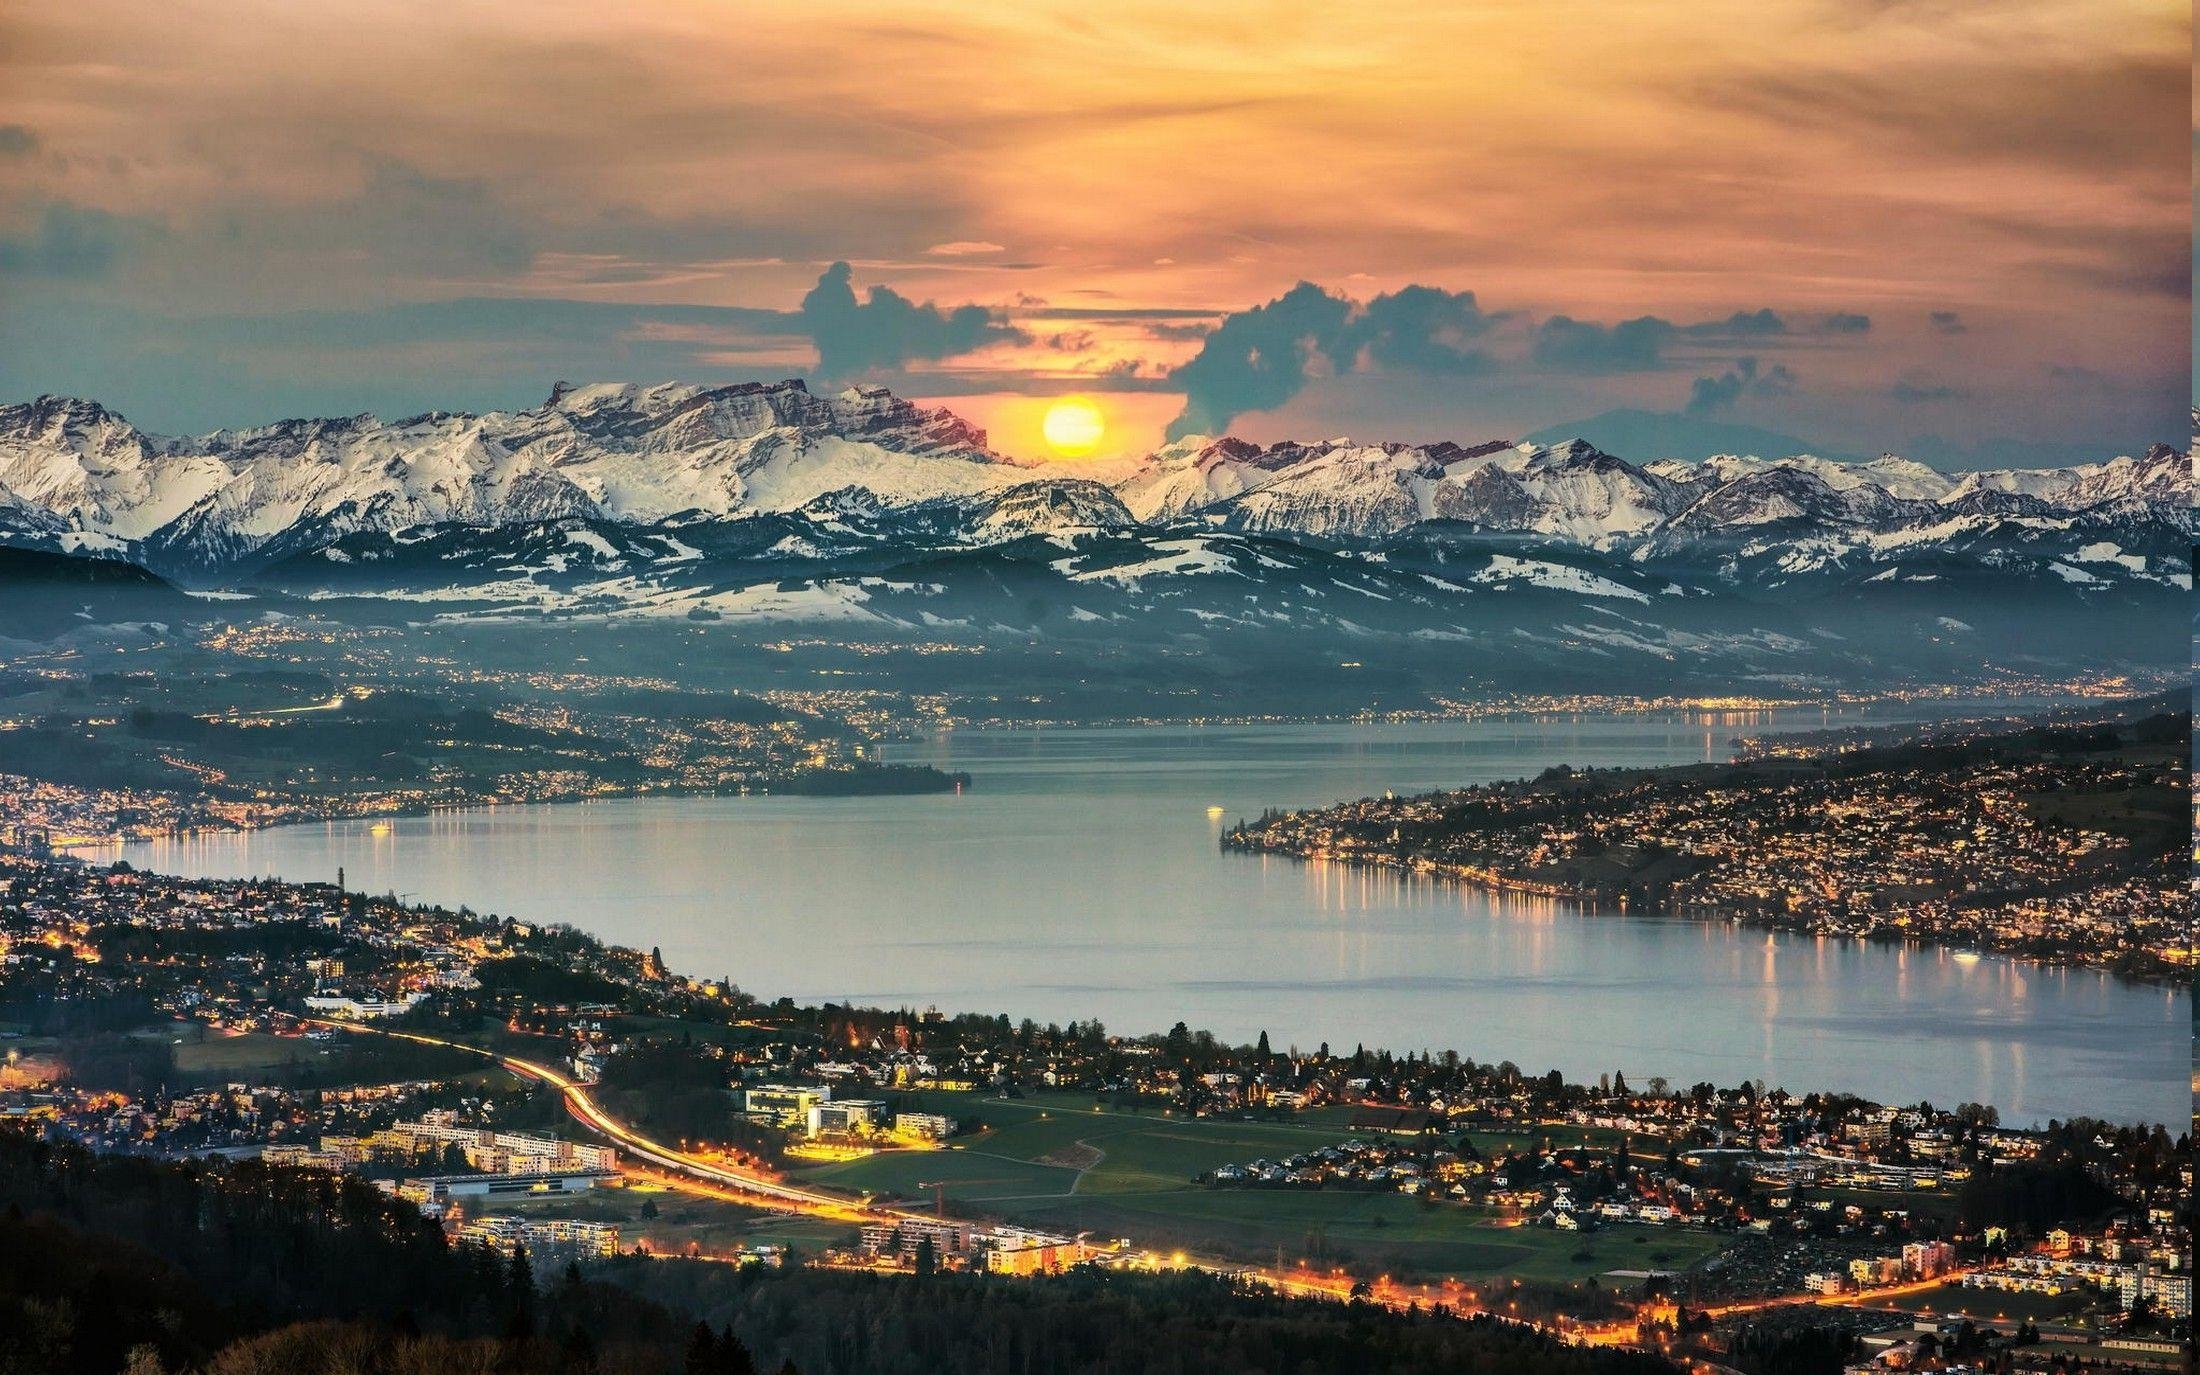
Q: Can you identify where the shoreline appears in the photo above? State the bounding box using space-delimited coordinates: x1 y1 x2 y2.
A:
16 842 2180 1132
78 808 2184 1131
35 683 2139 849
41 763 971 852
1218 841 2189 992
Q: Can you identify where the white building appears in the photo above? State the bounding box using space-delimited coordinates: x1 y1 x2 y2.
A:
806 1099 884 1137
303 992 426 1019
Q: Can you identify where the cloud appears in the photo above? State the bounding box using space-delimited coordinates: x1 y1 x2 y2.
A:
330 159 537 276
1929 310 1968 334
925 241 1006 256
2045 363 2109 388
797 261 1026 379
0 125 37 157
1685 357 1797 415
0 0 2177 463
1352 284 1506 375
1889 378 1967 404
1539 307 1865 372
1704 51 2188 182
1163 281 1508 438
1533 315 1678 372
1685 308 1788 338
1165 281 1355 438
1170 280 1860 436
0 202 160 279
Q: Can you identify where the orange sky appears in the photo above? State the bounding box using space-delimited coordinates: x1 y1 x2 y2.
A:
0 0 2187 462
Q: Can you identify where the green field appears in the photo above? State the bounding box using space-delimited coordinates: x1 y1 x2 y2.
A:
1786 1185 1963 1222
1854 1281 2101 1324
159 1027 514 1090
491 1182 859 1258
792 1091 1728 1283
170 1031 315 1076
798 1147 1080 1205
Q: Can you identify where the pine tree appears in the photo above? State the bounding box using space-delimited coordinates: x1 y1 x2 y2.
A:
685 1321 720 1375
504 1246 535 1340
719 1323 758 1375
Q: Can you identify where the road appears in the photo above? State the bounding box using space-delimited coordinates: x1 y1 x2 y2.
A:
301 1016 1882 1360
301 1017 1453 1308
303 1017 875 1219
1572 1270 1975 1346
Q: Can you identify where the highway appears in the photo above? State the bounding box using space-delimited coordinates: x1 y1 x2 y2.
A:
302 1018 878 1219
301 1016 1908 1357
300 1016 1430 1308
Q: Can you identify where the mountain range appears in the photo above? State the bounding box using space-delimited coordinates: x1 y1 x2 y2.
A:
0 380 2186 670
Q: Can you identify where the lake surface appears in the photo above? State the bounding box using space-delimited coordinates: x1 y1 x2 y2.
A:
120 712 2189 1127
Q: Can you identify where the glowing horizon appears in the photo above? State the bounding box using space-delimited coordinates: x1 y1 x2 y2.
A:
0 0 2186 465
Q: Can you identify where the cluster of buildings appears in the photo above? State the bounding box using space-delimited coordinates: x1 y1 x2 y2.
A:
0 630 931 852
262 1112 618 1181
1205 1134 1708 1232
1958 1227 2192 1322
452 1214 623 1265
256 1114 631 1263
1224 744 2185 979
0 774 199 848
0 830 2184 1343
739 1081 953 1145
0 851 524 1037
856 1217 1095 1276
1803 1240 1958 1294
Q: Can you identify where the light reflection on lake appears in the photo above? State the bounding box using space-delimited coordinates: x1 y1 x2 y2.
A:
121 713 2188 1127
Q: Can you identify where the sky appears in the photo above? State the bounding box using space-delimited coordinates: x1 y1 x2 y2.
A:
0 0 2188 466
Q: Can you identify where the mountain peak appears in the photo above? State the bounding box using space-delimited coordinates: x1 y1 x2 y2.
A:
0 382 2187 582
6 394 134 431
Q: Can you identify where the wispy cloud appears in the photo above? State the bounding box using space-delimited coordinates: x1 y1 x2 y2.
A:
0 0 2180 457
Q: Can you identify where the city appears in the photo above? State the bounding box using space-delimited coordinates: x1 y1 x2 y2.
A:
0 840 2186 1372
0 0 2188 1370
1225 696 2188 981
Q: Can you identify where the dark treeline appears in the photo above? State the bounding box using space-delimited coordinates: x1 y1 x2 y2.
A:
0 1130 688 1374
0 1129 1682 1375
595 1037 788 1166
1723 1323 1859 1375
602 1260 1681 1375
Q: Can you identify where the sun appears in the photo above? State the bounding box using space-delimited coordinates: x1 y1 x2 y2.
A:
1041 397 1106 457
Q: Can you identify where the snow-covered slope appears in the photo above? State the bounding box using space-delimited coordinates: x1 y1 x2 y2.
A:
0 381 1033 577
0 383 2186 590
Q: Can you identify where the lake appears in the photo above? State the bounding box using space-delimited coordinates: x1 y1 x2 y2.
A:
119 711 2189 1127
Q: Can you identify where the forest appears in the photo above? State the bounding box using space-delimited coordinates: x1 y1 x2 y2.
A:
0 1130 1682 1375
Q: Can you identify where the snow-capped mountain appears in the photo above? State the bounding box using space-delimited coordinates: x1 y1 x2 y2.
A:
0 382 2187 601
0 381 1045 576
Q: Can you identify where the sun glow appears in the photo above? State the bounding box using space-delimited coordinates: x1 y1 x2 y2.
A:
1040 397 1106 457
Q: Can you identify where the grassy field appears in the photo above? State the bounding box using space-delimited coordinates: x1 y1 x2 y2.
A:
159 1027 513 1090
1855 1281 2101 1325
791 1090 1727 1283
1788 1185 1964 1222
170 1031 312 1076
486 1181 860 1258
797 1147 1079 1205
1007 1190 1722 1283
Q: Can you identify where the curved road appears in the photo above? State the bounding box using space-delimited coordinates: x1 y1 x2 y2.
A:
310 1016 1885 1348
303 1018 876 1218
303 1017 1413 1308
